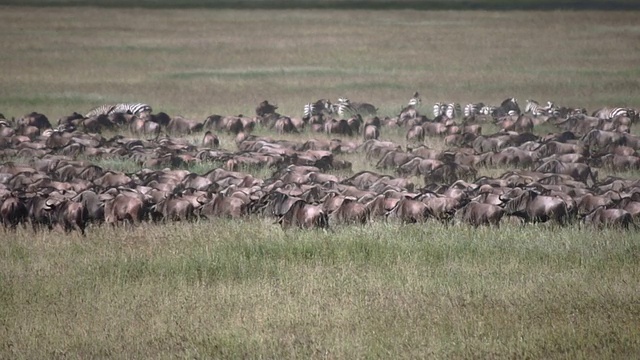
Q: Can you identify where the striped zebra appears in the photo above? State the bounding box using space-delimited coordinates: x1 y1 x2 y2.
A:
85 104 116 118
463 102 485 117
492 98 521 118
445 103 462 119
525 100 556 116
303 99 333 119
303 103 316 119
433 102 446 118
111 103 152 115
336 97 377 117
85 103 152 118
479 105 496 115
408 92 421 107
592 107 634 120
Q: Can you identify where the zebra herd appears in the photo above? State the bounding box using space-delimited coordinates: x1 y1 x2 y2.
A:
85 103 152 118
303 98 378 119
85 98 635 129
395 94 637 122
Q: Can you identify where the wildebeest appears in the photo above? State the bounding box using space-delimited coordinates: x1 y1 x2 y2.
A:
46 198 89 235
104 193 147 226
363 124 380 141
277 199 329 229
500 189 570 225
583 206 634 229
387 198 432 223
455 201 504 227
329 196 369 225
0 193 28 231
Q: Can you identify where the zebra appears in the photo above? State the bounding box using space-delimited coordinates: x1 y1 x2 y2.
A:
463 102 485 117
85 104 116 118
111 103 152 115
525 100 556 116
592 107 634 120
85 103 152 118
336 97 377 117
303 103 316 119
445 103 462 119
479 105 496 115
408 92 421 107
304 99 333 119
492 98 521 118
433 102 446 118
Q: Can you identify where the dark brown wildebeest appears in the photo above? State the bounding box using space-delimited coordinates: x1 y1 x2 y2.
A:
151 193 195 221
104 193 147 227
324 119 353 137
0 193 28 231
406 124 425 142
363 124 380 141
375 150 416 170
199 193 247 220
19 112 52 130
277 199 329 229
166 116 203 134
455 201 504 227
202 131 220 148
26 192 57 232
274 117 298 134
46 198 89 236
255 100 279 117
328 196 369 225
423 163 477 185
72 190 104 225
499 189 570 225
396 157 444 177
583 206 634 229
535 159 597 185
387 198 432 223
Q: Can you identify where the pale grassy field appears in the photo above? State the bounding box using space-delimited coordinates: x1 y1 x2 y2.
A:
0 7 639 119
1 6 640 359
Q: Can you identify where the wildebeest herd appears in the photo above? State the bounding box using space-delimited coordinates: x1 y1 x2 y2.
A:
1 95 639 235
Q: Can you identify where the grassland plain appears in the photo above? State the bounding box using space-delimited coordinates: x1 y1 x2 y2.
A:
1 5 640 359
0 7 639 119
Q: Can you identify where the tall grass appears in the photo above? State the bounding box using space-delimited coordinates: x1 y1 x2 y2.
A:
2 220 639 358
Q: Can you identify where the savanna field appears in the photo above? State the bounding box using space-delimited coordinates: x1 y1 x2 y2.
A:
1 3 640 359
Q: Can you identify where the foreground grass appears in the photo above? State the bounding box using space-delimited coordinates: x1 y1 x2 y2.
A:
1 219 639 358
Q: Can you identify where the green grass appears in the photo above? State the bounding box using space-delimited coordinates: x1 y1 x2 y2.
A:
1 8 639 119
2 6 640 359
2 221 639 358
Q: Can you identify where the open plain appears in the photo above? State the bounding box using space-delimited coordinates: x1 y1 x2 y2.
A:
1 5 640 359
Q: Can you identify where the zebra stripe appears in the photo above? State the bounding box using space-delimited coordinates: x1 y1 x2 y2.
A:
525 100 556 116
336 102 355 117
433 102 446 118
593 107 632 120
85 104 116 118
336 97 377 117
85 103 151 118
305 99 333 118
303 103 315 118
408 92 421 107
479 105 496 115
111 103 152 115
463 102 485 117
445 103 462 119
